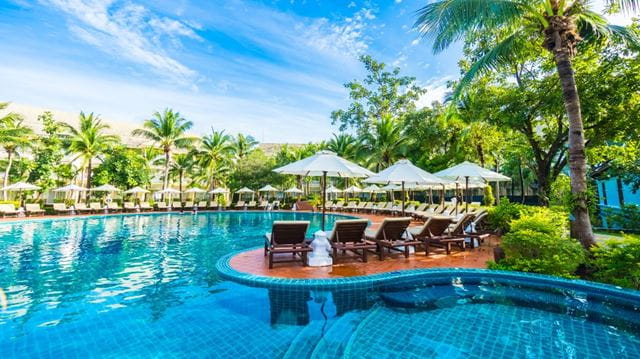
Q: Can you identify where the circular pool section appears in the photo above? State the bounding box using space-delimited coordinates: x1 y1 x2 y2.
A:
0 211 638 358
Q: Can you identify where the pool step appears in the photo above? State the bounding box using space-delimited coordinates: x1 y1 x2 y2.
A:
282 318 334 359
380 284 485 309
308 310 370 359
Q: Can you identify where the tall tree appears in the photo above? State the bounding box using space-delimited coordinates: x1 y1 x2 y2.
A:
132 109 194 190
195 129 234 190
331 55 426 134
65 112 119 192
232 134 258 160
414 0 640 247
327 133 362 161
362 115 408 171
0 103 33 199
170 153 195 200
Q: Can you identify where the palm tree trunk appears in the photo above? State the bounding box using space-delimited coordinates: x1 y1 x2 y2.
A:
519 159 525 204
86 160 92 202
3 150 13 201
554 48 596 248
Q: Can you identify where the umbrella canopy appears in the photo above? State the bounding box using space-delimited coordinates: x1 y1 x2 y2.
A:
434 161 511 182
258 185 279 192
344 185 362 193
362 184 382 192
156 188 181 194
284 187 303 194
435 161 511 208
365 159 450 215
380 183 400 191
124 186 150 194
53 184 88 192
326 185 342 194
273 150 373 230
184 188 207 194
1 182 41 191
210 188 229 194
91 184 121 192
273 150 374 178
236 187 255 194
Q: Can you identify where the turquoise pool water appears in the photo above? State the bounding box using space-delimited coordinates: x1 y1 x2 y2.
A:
0 212 639 358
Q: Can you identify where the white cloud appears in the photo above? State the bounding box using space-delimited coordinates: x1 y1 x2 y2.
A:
415 77 453 108
411 38 420 46
301 8 374 59
44 0 200 83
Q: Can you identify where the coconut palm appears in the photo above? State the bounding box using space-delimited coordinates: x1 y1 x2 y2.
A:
232 133 258 160
132 109 195 190
195 129 234 190
327 133 363 161
414 0 640 247
362 115 408 171
170 153 194 201
0 104 33 199
65 112 119 192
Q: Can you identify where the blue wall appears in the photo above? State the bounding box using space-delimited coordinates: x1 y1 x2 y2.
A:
597 178 640 208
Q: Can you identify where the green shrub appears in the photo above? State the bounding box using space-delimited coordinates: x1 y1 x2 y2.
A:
604 204 640 231
590 235 640 290
488 211 585 278
487 199 526 233
483 185 495 206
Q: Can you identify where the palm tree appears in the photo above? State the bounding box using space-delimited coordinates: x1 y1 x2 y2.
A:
170 153 194 201
328 133 364 187
362 115 408 171
132 109 195 190
65 112 119 192
232 134 258 160
195 129 234 190
0 104 33 200
414 0 640 247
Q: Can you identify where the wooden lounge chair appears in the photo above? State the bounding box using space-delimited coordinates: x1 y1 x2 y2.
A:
156 202 169 211
197 201 208 209
324 201 334 209
90 202 103 213
418 214 474 255
53 203 73 215
406 203 427 217
123 202 137 212
329 219 377 263
234 200 245 209
331 201 344 211
139 202 153 211
247 200 257 209
361 202 375 213
74 203 93 214
365 217 419 260
258 201 269 210
408 216 457 255
0 203 19 217
25 203 45 216
184 201 194 209
264 221 312 269
172 201 183 210
209 201 219 209
343 201 357 212
107 202 122 213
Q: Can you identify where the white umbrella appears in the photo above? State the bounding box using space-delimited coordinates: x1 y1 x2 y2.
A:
91 184 121 192
344 185 362 193
258 185 279 192
380 183 400 191
273 150 373 230
284 187 303 194
124 186 150 194
236 187 255 194
365 159 450 215
53 184 88 192
156 188 181 194
362 184 382 192
2 182 41 207
184 188 207 193
325 185 342 194
435 161 511 208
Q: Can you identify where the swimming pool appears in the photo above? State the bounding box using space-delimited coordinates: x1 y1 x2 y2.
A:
0 212 639 358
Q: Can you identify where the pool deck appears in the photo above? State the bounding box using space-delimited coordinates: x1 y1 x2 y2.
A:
230 211 499 279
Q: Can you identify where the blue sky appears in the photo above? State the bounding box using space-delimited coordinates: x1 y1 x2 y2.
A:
0 0 633 142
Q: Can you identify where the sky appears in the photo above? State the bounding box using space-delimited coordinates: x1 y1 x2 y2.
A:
0 0 634 143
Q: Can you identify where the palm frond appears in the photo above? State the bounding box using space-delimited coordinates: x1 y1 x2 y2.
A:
578 11 640 47
452 30 525 98
614 0 640 12
414 0 531 53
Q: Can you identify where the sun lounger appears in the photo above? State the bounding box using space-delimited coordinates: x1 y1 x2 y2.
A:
331 201 344 211
258 201 269 210
324 201 333 209
90 202 104 213
139 202 153 211
25 203 45 216
0 203 19 217
247 201 257 209
156 202 169 211
172 201 183 210
53 203 73 215
123 202 137 212
362 202 375 213
365 217 419 260
264 221 312 269
107 202 122 213
210 201 219 209
197 201 207 209
234 200 245 209
74 203 93 214
184 201 194 209
406 203 427 217
343 201 357 212
330 219 377 263
408 216 457 255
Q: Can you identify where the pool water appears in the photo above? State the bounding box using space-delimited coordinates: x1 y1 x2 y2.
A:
0 212 639 358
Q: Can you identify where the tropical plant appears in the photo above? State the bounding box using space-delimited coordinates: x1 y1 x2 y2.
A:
414 0 640 248
590 235 640 289
132 109 195 190
0 103 33 199
65 112 119 191
93 146 151 189
232 133 258 160
27 112 65 190
362 115 408 171
194 129 234 190
170 153 195 196
327 133 362 161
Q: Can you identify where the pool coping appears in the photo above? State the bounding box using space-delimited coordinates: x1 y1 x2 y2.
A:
216 247 640 301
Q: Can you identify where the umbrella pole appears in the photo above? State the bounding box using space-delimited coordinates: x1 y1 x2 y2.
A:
322 171 327 231
455 183 459 215
401 181 405 216
465 176 469 212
